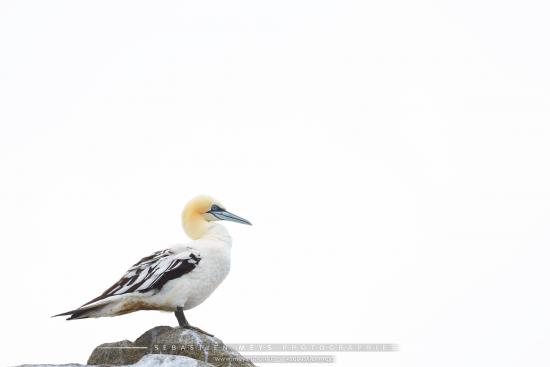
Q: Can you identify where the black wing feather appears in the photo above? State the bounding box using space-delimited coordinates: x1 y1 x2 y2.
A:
80 248 201 307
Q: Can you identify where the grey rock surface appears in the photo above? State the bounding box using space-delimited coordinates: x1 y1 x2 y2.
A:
87 326 255 367
15 354 213 367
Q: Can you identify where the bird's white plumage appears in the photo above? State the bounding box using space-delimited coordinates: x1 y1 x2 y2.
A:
75 223 232 318
153 223 232 311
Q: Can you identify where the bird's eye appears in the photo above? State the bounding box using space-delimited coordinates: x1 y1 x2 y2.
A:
210 204 220 211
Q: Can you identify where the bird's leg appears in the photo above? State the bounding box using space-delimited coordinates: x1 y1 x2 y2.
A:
175 306 190 327
175 306 214 337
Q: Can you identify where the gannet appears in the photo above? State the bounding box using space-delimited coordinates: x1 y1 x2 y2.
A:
54 195 251 335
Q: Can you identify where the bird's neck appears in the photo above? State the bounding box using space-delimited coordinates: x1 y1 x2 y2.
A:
182 213 232 243
182 212 209 240
201 222 232 243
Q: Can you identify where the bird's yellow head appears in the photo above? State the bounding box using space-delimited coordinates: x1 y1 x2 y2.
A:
182 195 251 239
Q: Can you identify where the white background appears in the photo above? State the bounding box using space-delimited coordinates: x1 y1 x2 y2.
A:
1 1 549 366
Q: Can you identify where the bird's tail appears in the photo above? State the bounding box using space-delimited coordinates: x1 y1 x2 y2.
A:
52 303 105 320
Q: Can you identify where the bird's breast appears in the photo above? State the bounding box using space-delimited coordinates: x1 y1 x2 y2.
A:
160 243 231 310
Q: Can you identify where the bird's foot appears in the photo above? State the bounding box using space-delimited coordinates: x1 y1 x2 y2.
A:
174 306 214 336
181 324 214 337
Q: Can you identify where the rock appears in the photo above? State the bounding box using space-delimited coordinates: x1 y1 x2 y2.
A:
87 326 255 367
88 339 142 365
130 353 213 367
130 354 213 367
16 354 214 367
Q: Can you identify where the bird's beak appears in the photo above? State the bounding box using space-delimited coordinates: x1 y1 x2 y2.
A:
211 209 252 225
